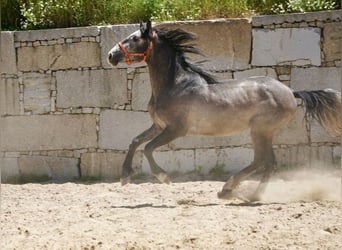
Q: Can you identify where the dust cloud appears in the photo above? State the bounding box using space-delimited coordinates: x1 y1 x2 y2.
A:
237 165 341 203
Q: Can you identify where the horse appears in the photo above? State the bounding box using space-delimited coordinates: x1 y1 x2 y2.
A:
108 21 341 201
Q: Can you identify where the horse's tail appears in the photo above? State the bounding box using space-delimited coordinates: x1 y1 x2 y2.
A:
293 89 341 136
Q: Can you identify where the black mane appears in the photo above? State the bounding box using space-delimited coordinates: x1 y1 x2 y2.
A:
155 27 219 84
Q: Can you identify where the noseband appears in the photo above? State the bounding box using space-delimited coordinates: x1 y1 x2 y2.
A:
118 40 152 65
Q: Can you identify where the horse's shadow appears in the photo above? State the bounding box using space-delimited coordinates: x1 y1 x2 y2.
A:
110 201 284 209
110 203 176 209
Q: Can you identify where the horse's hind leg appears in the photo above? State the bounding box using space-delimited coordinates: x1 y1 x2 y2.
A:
218 131 275 201
121 124 161 185
144 126 184 184
249 146 276 201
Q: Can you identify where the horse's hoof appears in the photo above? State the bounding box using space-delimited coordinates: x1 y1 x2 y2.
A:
217 189 234 200
120 176 131 186
217 189 250 202
156 173 171 184
247 193 262 202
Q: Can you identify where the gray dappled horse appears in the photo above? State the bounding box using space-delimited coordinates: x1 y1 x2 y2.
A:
108 21 341 201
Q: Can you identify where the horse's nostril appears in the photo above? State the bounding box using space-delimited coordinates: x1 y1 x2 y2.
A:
108 53 112 60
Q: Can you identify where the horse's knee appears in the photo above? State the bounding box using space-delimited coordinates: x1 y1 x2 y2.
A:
143 145 152 158
128 138 140 151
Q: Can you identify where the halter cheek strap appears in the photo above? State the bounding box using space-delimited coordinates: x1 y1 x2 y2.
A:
118 33 155 65
118 42 151 65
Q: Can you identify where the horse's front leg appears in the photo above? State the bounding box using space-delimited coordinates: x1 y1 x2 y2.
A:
121 124 161 185
144 126 185 184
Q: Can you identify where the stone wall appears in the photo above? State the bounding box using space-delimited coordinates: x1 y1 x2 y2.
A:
0 10 341 182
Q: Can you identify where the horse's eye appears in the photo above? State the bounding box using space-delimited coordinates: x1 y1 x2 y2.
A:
132 36 139 42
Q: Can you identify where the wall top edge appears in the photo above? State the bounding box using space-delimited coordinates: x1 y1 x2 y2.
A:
252 10 341 27
154 18 252 26
12 26 101 42
1 10 340 40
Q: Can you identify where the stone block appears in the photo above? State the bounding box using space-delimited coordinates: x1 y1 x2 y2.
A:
195 147 253 174
290 67 341 91
315 146 333 163
310 119 340 143
14 26 100 42
159 19 251 71
23 72 52 114
252 28 321 66
214 71 233 80
275 145 335 167
332 146 341 164
0 157 20 183
80 151 142 180
100 24 142 69
18 156 79 181
132 72 151 111
323 23 341 62
56 68 127 108
1 114 97 151
234 68 277 80
274 107 309 145
99 110 152 150
252 10 341 27
0 32 17 74
0 77 20 115
142 149 195 174
17 42 101 71
274 146 311 167
168 130 252 150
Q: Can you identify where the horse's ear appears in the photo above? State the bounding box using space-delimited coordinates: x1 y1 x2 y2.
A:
146 20 153 39
139 19 144 33
146 20 152 32
140 20 153 39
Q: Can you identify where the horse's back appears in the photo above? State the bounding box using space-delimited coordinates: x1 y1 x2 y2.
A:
186 76 297 135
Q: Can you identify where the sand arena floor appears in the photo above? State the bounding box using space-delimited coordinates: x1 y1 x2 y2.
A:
1 169 341 249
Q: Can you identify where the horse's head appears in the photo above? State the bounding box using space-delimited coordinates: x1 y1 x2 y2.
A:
108 21 155 66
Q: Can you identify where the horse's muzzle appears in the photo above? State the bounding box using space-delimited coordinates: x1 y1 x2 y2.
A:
108 46 124 66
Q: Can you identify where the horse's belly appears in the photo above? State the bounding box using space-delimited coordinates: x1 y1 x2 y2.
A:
187 111 251 136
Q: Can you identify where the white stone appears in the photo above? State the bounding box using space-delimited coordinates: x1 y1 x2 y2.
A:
0 77 20 115
310 119 340 144
0 32 17 74
195 147 253 174
14 26 100 42
159 20 251 71
168 131 252 150
18 156 79 181
332 146 341 164
17 42 101 71
80 152 142 179
252 28 321 66
132 72 151 111
99 110 152 150
1 114 97 151
56 69 127 108
23 73 52 114
290 67 341 91
323 23 341 62
0 157 20 183
142 150 195 174
274 107 309 145
234 68 277 80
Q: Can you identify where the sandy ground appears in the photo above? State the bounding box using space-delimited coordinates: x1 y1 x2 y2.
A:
1 169 341 250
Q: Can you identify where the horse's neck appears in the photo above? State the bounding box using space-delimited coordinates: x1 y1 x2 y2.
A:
147 44 177 98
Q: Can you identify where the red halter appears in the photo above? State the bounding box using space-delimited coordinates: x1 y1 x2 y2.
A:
118 40 152 65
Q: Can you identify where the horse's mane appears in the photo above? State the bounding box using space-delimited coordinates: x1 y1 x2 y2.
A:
155 27 219 85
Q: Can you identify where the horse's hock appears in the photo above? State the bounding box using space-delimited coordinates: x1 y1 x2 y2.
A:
0 10 341 182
